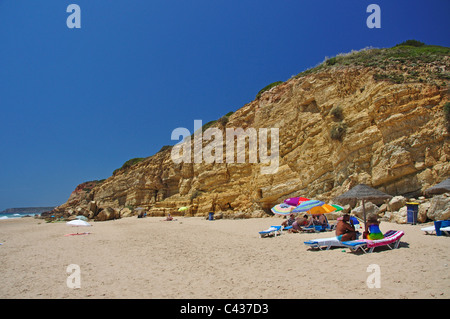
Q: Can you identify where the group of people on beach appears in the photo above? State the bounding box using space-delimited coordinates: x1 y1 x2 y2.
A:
281 212 384 241
335 213 384 241
281 213 328 232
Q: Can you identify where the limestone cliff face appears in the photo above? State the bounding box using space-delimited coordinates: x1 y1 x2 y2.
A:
56 61 450 218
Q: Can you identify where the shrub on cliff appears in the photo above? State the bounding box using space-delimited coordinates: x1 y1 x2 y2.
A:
330 123 347 141
256 81 283 99
395 39 425 47
113 157 146 175
330 105 343 120
444 102 450 132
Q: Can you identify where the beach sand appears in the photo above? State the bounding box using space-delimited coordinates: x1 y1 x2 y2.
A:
0 216 449 299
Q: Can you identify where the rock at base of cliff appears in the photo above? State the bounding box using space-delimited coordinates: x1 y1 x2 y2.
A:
95 207 120 221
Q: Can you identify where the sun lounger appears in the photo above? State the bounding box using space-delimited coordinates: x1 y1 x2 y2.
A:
421 225 436 234
440 226 450 235
421 220 450 236
299 224 328 233
304 232 361 250
259 226 282 238
304 236 347 250
341 230 404 254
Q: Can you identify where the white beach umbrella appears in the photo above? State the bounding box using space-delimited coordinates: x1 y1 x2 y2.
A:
67 220 92 227
66 219 92 235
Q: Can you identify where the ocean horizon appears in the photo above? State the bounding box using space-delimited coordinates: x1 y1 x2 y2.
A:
0 212 41 220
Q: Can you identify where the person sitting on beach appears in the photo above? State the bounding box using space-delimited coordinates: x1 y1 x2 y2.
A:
317 214 328 227
363 215 384 240
281 214 296 228
163 213 173 221
304 214 323 227
336 213 358 241
290 214 309 233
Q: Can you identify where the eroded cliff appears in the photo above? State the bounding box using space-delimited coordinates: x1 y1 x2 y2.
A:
55 45 450 218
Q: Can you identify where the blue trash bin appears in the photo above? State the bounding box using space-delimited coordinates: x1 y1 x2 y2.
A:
406 202 419 225
208 212 214 221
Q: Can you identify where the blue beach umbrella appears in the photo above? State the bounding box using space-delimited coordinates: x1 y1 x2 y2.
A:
292 200 325 213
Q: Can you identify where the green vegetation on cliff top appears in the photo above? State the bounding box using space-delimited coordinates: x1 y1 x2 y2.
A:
294 40 449 85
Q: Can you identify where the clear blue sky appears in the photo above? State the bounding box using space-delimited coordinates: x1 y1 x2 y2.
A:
0 0 449 210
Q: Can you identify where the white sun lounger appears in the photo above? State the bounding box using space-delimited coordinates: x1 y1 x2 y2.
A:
304 236 347 250
421 225 450 235
421 226 436 234
440 226 450 235
259 226 282 238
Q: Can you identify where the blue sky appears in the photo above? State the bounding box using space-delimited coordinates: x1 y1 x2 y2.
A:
0 0 449 210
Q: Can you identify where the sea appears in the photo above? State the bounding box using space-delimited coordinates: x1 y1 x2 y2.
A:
0 213 40 220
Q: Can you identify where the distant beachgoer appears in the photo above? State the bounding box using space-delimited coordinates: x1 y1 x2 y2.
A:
290 214 309 232
165 213 173 221
364 215 384 240
317 214 328 227
336 213 358 241
281 214 296 228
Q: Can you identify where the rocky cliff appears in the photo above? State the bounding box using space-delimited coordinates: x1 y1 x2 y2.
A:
55 44 450 220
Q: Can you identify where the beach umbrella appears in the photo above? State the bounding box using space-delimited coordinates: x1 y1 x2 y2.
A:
334 184 392 225
292 200 325 213
308 204 337 215
424 178 450 196
271 203 295 216
331 204 344 212
67 220 91 227
178 206 188 212
75 215 88 221
66 219 92 235
284 197 310 206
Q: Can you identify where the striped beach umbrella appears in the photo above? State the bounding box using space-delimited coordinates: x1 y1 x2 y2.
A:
271 203 295 216
292 200 324 213
308 204 337 215
331 204 344 212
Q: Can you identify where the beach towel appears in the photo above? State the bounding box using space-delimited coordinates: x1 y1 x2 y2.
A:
64 232 91 237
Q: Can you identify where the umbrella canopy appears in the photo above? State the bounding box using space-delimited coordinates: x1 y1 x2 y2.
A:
308 204 337 215
284 197 310 206
424 178 450 196
271 203 295 216
331 204 344 212
67 220 92 227
292 200 325 213
66 219 92 235
178 206 188 212
334 184 392 225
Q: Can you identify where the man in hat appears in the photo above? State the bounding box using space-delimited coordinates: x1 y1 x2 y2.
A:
336 213 358 241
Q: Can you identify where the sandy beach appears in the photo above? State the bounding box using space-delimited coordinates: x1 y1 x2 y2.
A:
0 216 449 299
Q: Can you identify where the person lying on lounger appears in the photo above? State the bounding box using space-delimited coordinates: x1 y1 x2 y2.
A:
336 213 358 241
